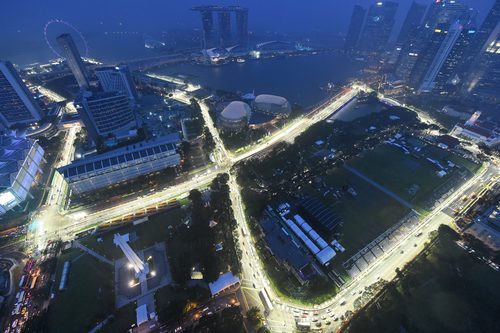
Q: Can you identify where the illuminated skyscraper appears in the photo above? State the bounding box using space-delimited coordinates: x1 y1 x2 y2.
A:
422 0 468 30
434 25 477 93
397 1 427 44
218 11 231 48
358 1 399 54
57 33 90 89
75 91 139 143
235 8 249 48
200 10 215 49
469 35 500 100
344 5 366 52
461 0 500 93
419 21 464 92
95 65 138 106
192 6 248 49
0 61 44 128
409 24 450 89
396 0 471 87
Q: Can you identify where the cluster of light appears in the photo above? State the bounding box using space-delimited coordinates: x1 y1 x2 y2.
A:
0 191 16 206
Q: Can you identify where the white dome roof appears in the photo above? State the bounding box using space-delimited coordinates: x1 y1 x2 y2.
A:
220 101 251 120
255 94 288 106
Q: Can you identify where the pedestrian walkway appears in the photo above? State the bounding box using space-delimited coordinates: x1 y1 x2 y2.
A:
73 240 113 265
344 165 413 209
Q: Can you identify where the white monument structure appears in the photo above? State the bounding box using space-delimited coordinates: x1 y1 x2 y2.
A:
113 233 149 283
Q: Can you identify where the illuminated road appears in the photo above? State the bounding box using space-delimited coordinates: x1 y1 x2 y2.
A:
29 124 79 250
231 88 359 163
46 125 79 207
37 86 78 113
30 86 357 248
231 159 495 332
37 86 66 103
27 78 499 332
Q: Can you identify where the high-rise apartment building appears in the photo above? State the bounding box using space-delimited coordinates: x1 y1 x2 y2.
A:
75 91 139 143
95 65 138 106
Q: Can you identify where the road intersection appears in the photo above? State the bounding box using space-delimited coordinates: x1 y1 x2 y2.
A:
28 82 498 332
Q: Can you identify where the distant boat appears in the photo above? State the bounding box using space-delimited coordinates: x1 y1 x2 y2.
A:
236 58 246 63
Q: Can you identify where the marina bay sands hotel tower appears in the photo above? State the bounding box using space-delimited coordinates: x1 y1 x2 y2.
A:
192 6 248 50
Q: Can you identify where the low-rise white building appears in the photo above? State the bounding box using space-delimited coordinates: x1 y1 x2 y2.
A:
451 123 499 147
218 101 252 132
451 112 499 147
253 94 291 118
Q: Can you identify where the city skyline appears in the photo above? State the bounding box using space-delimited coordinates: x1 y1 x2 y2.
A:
0 1 498 333
0 0 496 65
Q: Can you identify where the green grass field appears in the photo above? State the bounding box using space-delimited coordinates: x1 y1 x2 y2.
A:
306 167 409 259
81 208 186 260
46 209 186 332
47 250 114 333
348 144 474 209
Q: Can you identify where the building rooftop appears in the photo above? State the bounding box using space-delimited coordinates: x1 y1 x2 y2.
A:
462 124 495 138
220 101 251 120
315 246 336 265
208 272 240 296
437 135 460 148
80 90 126 102
255 94 288 106
261 216 310 272
58 133 180 179
0 136 33 188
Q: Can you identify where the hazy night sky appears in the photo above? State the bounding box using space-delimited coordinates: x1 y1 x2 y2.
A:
0 0 495 64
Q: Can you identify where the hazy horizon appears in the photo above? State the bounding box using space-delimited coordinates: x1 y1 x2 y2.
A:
0 0 495 65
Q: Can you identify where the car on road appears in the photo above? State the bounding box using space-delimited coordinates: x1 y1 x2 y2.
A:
339 298 346 306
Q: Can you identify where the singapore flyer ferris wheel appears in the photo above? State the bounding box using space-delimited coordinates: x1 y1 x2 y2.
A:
44 19 89 59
